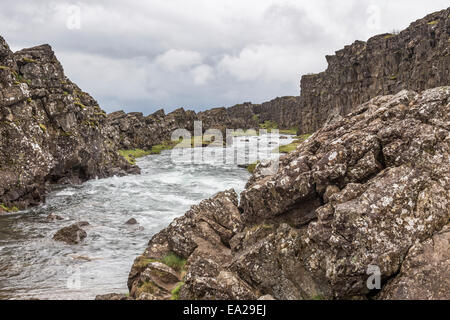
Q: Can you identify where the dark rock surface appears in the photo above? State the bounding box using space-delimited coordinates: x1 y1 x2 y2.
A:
0 37 139 210
53 222 90 245
126 87 450 300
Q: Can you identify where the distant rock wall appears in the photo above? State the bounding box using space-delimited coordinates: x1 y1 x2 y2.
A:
297 8 450 133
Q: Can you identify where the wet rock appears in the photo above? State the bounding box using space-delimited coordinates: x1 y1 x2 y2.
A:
125 218 138 225
53 223 88 245
46 213 63 221
95 293 130 300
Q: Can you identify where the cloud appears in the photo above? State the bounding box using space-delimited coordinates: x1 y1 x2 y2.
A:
191 65 214 85
0 0 448 114
155 49 203 72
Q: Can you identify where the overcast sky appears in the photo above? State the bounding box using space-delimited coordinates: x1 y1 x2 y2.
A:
0 0 448 114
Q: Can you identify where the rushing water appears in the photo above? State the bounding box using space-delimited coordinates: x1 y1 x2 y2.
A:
0 134 293 300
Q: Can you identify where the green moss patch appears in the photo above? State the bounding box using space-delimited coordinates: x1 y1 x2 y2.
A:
119 149 153 165
160 253 186 272
171 282 185 300
246 161 260 174
39 123 47 133
22 57 37 63
274 134 312 154
0 204 19 213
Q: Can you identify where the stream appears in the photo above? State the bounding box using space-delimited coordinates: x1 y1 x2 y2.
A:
0 134 293 300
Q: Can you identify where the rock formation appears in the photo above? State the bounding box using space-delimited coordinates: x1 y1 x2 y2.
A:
0 37 138 210
297 8 450 134
126 87 450 300
53 222 90 245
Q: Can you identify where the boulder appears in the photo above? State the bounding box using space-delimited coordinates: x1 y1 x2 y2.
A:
53 223 88 245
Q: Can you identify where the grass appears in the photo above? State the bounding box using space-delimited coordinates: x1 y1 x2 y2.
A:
119 136 225 165
311 294 325 300
246 161 260 174
136 252 186 273
160 253 186 272
39 123 47 133
22 57 37 63
273 134 312 154
279 128 298 135
74 100 86 110
119 149 153 165
0 65 9 70
427 20 438 25
14 73 31 85
171 282 185 300
231 129 259 137
0 204 19 213
259 120 278 130
383 34 396 39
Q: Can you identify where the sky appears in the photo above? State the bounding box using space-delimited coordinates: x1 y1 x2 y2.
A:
0 0 448 114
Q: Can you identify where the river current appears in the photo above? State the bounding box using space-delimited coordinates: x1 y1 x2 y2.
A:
0 134 293 300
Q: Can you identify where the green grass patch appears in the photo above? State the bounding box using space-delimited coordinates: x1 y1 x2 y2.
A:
22 57 37 63
171 282 185 300
0 204 19 213
0 65 10 70
231 129 259 137
427 20 438 25
74 100 86 110
259 120 278 130
14 73 31 85
39 123 47 133
246 161 260 174
273 134 312 154
279 128 298 135
119 149 152 165
160 253 186 272
136 252 186 273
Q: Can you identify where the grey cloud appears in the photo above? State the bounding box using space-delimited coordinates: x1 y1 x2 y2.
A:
0 0 448 114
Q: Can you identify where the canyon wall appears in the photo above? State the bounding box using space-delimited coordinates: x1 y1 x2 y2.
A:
0 38 138 210
297 8 450 133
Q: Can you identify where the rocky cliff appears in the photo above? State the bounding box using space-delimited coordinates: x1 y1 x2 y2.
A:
105 102 260 151
0 37 138 210
297 8 450 133
125 87 449 300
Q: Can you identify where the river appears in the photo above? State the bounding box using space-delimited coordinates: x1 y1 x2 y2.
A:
0 134 293 300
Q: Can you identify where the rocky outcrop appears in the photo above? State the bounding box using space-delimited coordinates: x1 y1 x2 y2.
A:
297 8 450 133
0 37 138 209
126 87 449 300
105 108 197 150
53 222 90 245
105 102 260 151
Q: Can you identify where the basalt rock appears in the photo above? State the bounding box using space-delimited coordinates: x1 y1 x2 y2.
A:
127 87 450 300
0 37 138 209
297 8 450 134
53 222 90 245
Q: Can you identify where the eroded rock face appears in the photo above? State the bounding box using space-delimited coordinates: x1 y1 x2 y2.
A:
126 87 449 300
126 190 256 300
297 8 450 134
0 37 138 209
